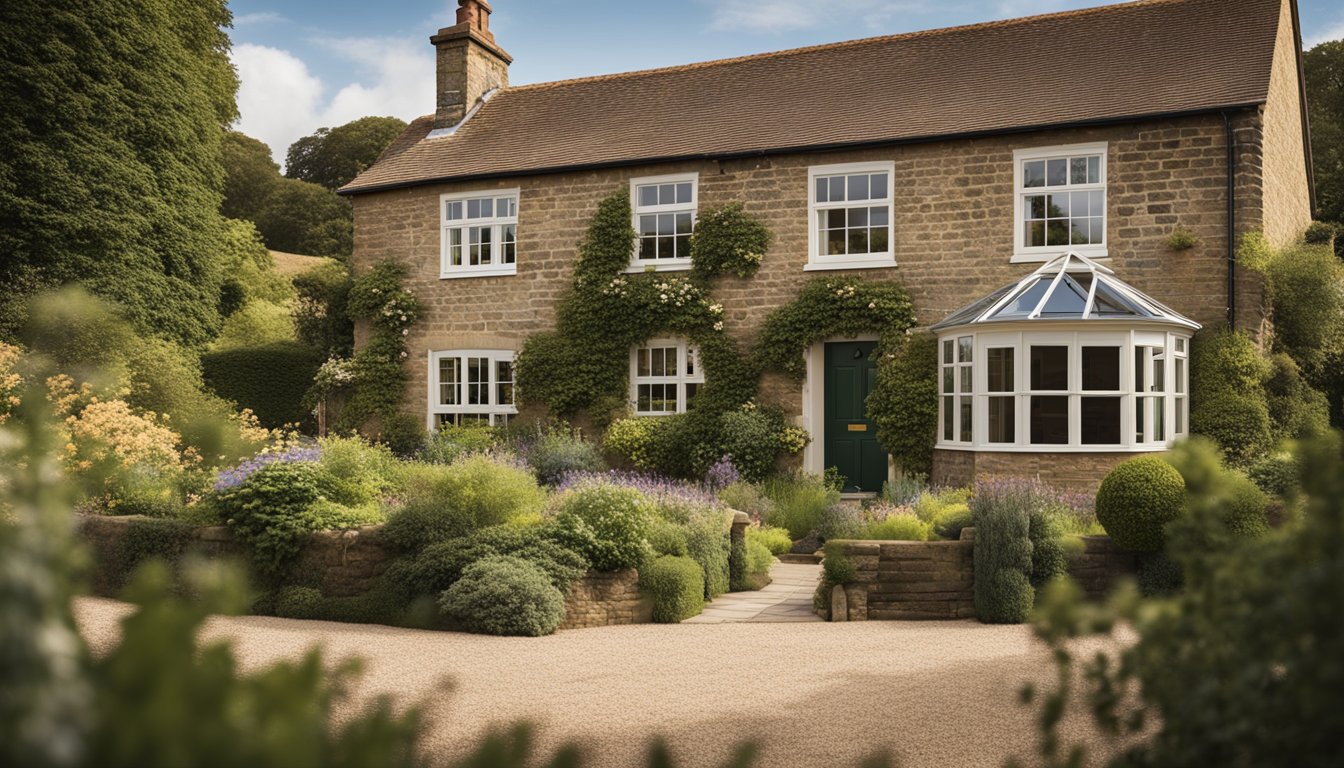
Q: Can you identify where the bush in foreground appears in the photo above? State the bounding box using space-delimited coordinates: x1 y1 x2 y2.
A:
438 556 567 636
640 555 705 623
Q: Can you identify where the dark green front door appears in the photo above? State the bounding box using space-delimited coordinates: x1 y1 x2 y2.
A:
824 341 886 494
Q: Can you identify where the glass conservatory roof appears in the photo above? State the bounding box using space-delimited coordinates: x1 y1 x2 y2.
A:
930 252 1201 332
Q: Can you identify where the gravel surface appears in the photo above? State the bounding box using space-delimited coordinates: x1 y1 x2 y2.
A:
74 597 1108 768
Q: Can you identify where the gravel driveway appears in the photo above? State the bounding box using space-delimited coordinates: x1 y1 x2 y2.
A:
74 597 1109 768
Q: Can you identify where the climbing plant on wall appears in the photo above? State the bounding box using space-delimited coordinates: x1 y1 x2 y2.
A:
338 260 421 432
756 277 917 379
868 332 940 475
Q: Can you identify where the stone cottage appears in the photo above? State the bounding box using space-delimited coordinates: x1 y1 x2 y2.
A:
339 0 1313 492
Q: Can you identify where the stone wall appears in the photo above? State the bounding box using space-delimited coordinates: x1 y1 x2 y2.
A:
77 515 656 630
558 568 653 630
930 449 1163 494
825 530 1137 621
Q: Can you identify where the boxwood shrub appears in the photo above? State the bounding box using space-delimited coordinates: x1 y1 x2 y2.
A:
393 524 589 598
1095 456 1186 553
551 481 653 571
201 340 324 429
438 556 567 636
640 555 705 622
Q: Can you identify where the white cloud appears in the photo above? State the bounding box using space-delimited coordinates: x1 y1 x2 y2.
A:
230 38 434 166
706 0 934 34
1303 18 1344 49
233 11 285 26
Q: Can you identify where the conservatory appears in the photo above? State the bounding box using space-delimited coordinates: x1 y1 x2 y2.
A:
929 252 1200 453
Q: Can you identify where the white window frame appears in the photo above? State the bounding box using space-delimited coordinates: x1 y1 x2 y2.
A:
936 328 1190 452
1012 143 1108 264
806 160 896 272
427 349 517 428
628 173 698 273
628 338 704 416
439 188 520 279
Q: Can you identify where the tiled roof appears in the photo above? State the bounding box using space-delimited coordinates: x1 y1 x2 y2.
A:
341 0 1282 195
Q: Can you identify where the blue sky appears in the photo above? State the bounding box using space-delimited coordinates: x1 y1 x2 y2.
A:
228 0 1344 164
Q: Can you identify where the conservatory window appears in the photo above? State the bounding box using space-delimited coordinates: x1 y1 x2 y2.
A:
807 161 895 271
1013 144 1106 263
630 339 703 416
429 350 516 427
630 173 697 271
441 189 519 278
940 336 973 443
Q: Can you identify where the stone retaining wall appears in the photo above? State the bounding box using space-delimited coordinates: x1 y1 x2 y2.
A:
77 515 655 630
825 530 1137 621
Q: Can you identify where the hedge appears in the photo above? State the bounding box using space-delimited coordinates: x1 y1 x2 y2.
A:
639 555 705 622
202 340 324 429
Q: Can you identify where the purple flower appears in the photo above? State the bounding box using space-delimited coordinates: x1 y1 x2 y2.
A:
704 456 741 491
212 445 321 492
556 469 721 508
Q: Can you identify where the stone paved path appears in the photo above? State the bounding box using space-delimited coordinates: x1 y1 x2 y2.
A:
683 561 822 623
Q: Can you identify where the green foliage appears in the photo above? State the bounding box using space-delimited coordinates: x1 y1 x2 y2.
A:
1095 456 1187 553
869 331 940 474
107 518 194 590
284 116 408 191
1165 437 1271 553
377 413 427 459
1303 220 1338 248
0 0 239 346
970 480 1037 623
683 512 732 599
383 456 547 553
202 341 324 429
524 427 605 485
22 287 139 388
757 278 917 379
718 406 808 482
1264 352 1331 442
1306 41 1344 242
293 260 354 358
1027 508 1068 589
551 481 654 571
419 423 496 464
746 524 793 555
315 437 398 507
761 472 839 539
220 131 278 222
1264 243 1344 365
393 524 589 598
1246 449 1300 499
219 218 295 306
821 541 856 585
1136 550 1183 597
1166 225 1200 250
688 203 769 280
341 261 421 433
855 510 932 541
437 556 566 636
639 555 705 622
214 461 322 576
743 538 774 581
1189 329 1273 463
1021 434 1344 768
718 481 776 523
253 177 353 259
211 300 297 351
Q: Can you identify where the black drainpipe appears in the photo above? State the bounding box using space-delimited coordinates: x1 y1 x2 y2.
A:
1223 111 1236 329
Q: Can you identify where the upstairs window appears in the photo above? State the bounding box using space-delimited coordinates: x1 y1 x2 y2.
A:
807 161 895 271
429 349 516 427
629 339 703 415
1013 144 1107 263
630 174 697 271
441 190 519 278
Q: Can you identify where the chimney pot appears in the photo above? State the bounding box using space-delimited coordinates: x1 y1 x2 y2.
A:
432 0 510 130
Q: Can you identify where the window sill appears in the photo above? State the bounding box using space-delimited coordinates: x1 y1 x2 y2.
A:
1010 248 1108 264
935 443 1167 453
440 266 517 280
803 257 897 272
625 260 692 274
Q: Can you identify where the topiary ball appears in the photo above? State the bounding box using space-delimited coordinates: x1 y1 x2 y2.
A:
1095 456 1187 552
438 556 567 636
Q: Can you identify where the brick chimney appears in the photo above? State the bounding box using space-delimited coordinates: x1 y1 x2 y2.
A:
431 0 512 129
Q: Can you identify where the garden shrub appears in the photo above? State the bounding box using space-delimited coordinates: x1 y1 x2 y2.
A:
419 423 496 464
601 417 662 471
717 481 775 523
930 503 973 541
211 300 297 351
292 259 354 358
821 541 857 585
525 428 604 485
646 518 690 557
869 332 940 475
684 512 732 599
1026 508 1069 589
1246 450 1300 499
1095 455 1187 553
377 413 426 459
1165 437 1272 558
1136 551 1184 597
817 502 862 540
395 524 589 598
744 539 774 581
913 487 973 521
1264 242 1344 367
214 460 322 576
762 472 838 539
314 436 398 506
718 406 807 483
639 555 705 622
273 579 416 627
1264 353 1330 442
104 467 185 518
202 340 324 429
437 556 567 636
273 585 325 620
382 455 546 553
746 524 793 555
107 518 194 590
881 472 928 506
1189 330 1273 464
340 260 421 433
306 498 384 529
551 481 653 571
857 509 932 541
971 479 1037 624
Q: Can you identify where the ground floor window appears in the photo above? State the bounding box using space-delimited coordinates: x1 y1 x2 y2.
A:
936 329 1189 451
629 339 703 415
428 349 516 427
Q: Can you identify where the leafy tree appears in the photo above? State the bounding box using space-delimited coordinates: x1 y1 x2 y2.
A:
251 177 353 259
1305 40 1344 245
221 131 280 222
285 116 408 191
0 0 238 346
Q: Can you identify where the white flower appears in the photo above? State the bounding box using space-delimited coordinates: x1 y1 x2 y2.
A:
401 329 409 336
399 352 408 358
868 302 876 309
713 321 724 331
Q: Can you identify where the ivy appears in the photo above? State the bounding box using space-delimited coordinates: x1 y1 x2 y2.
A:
756 277 917 379
337 260 422 432
868 332 940 475
689 203 771 281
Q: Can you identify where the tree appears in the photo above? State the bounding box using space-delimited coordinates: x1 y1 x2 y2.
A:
253 178 353 258
1305 40 1344 235
285 116 407 191
0 0 238 347
221 131 280 222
